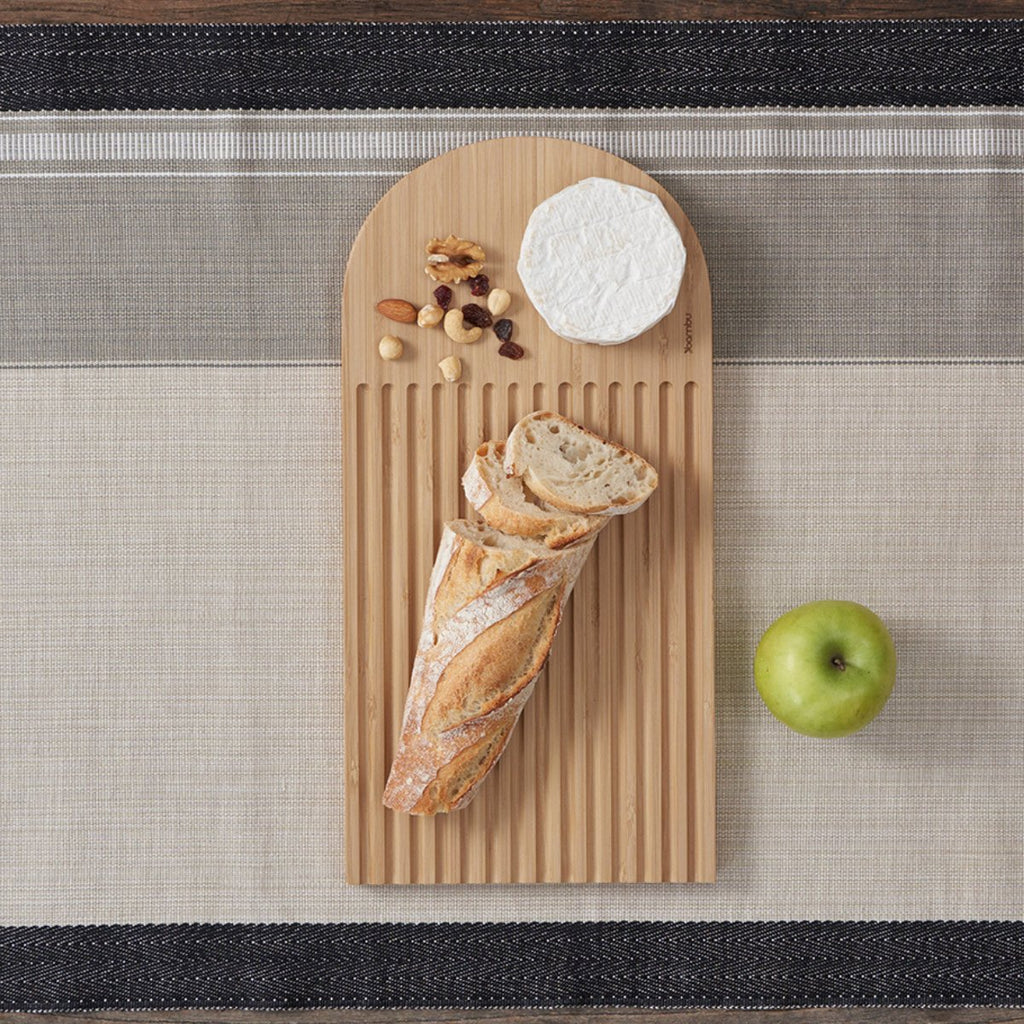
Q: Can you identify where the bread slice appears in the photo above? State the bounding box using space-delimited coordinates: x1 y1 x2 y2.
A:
503 411 659 516
462 441 607 549
383 519 595 815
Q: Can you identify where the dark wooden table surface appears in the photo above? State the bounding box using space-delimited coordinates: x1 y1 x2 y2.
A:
2 0 1024 20
1 1007 1023 1023
1 2 1022 1022
0 1011 1022 1024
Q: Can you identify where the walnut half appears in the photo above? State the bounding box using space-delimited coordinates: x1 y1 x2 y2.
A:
425 235 486 284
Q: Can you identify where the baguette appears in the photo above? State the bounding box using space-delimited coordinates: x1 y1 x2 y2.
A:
384 413 657 816
504 411 658 515
382 520 595 815
462 440 606 549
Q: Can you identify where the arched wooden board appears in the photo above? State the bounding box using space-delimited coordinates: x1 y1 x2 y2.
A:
342 137 714 884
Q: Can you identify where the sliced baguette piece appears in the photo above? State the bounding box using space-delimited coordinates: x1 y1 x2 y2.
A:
383 520 596 815
462 440 607 549
503 411 658 516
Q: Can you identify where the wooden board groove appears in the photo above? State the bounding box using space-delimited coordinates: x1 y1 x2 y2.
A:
342 137 714 884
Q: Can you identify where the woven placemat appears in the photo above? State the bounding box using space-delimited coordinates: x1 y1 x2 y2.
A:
0 20 1022 1011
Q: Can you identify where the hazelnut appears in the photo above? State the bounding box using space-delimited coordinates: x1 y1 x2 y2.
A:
378 335 403 361
487 288 511 317
438 355 463 382
417 303 444 328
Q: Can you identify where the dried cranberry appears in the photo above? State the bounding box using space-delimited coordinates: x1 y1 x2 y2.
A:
433 285 453 311
493 318 513 342
461 303 492 328
467 274 490 296
498 340 525 360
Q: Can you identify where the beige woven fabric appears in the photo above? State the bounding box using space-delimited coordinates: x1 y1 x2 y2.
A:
0 109 1022 924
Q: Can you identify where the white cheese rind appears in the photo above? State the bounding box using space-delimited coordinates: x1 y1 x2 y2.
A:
517 176 686 346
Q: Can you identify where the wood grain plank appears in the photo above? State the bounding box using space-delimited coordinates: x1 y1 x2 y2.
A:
687 378 717 881
660 379 685 881
341 136 714 883
631 381 660 881
616 381 640 882
383 383 411 883
506 381 539 884
481 383 512 882
562 382 590 883
436 380 465 882
459 387 491 885
362 383 388 884
685 231 716 881
532 380 564 881
410 382 438 882
588 382 617 882
342 382 365 883
554 381 576 880
633 383 656 879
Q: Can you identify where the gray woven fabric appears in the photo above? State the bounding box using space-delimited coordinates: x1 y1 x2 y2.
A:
0 108 1021 924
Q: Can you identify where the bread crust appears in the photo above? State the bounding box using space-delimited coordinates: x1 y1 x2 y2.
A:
382 522 595 814
462 440 605 549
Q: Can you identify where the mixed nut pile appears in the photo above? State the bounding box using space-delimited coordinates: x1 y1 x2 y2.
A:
375 234 523 382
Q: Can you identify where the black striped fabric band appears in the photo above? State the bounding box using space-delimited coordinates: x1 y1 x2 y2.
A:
0 21 1022 111
2 921 1022 1010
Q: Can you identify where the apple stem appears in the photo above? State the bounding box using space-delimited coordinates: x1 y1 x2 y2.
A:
831 655 847 672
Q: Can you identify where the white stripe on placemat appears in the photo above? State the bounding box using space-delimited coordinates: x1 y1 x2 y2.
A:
3 107 1024 121
0 168 1022 179
0 127 1022 162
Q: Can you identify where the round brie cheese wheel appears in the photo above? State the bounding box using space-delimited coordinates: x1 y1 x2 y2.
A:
517 177 686 346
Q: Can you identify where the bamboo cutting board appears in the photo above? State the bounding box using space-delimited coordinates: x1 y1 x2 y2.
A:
342 137 714 884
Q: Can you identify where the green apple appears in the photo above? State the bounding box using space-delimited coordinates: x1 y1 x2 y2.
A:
753 599 896 738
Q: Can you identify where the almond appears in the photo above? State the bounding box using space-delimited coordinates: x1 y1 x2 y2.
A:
376 298 418 323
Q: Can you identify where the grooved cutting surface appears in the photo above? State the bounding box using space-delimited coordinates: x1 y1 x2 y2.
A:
342 137 714 883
